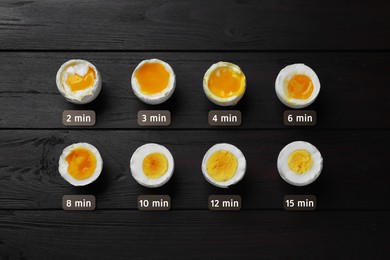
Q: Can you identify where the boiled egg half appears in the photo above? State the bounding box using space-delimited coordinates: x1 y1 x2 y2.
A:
130 143 174 188
131 59 176 105
277 141 323 186
203 62 246 106
201 143 246 188
58 143 103 186
275 63 320 108
56 59 102 104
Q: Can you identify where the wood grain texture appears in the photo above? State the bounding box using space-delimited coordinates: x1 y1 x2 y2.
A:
0 51 389 129
0 130 388 210
0 210 389 259
0 0 389 50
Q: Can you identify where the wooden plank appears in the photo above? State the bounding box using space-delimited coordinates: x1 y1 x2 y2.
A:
0 0 389 50
0 52 389 129
0 210 388 259
0 130 388 210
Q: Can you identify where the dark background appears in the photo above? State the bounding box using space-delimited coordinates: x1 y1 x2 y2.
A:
0 0 389 259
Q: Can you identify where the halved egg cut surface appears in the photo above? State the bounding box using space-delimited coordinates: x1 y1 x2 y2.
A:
65 147 97 180
135 62 170 95
208 66 245 98
206 150 238 182
288 149 313 174
142 152 168 179
66 67 96 92
287 74 314 99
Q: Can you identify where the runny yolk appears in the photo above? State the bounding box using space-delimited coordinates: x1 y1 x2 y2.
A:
142 152 168 179
288 149 313 174
206 150 238 182
208 67 245 98
135 63 170 95
66 67 96 92
66 148 97 180
287 74 314 99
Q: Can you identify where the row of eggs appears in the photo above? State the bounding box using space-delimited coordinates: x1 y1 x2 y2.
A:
56 59 321 108
59 141 323 188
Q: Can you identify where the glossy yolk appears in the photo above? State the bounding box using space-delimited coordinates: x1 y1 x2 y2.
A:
206 150 238 182
135 63 170 95
288 149 313 174
287 74 314 99
142 152 168 179
208 67 244 98
66 67 96 92
66 148 97 180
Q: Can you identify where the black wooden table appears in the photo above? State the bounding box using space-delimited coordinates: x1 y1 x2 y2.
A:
0 0 389 259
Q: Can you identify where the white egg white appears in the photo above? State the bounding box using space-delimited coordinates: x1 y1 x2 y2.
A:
131 59 176 105
130 143 174 188
277 141 323 186
201 143 246 188
203 62 246 106
275 63 320 109
56 59 102 104
58 142 103 186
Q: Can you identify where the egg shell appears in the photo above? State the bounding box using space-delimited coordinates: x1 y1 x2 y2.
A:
203 61 246 106
58 142 103 186
277 141 323 186
56 59 102 105
201 143 246 188
275 63 320 109
131 59 176 105
130 143 174 188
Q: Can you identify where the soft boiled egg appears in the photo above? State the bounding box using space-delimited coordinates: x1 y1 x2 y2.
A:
203 62 246 106
130 143 174 188
277 141 323 186
275 63 320 109
56 59 102 104
58 143 103 186
131 59 176 105
201 143 246 188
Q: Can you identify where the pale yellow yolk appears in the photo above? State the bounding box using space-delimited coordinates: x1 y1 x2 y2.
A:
206 150 238 182
208 67 245 98
288 149 313 174
142 152 168 179
135 63 170 95
287 74 314 99
66 67 96 92
66 148 97 180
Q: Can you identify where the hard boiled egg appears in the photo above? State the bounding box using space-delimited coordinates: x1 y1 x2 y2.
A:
277 141 323 186
58 143 103 186
201 143 246 188
130 143 174 188
131 59 176 105
275 63 320 109
203 62 246 106
56 59 102 104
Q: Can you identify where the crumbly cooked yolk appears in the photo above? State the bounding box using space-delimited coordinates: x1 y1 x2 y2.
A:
142 152 168 179
206 150 238 182
287 74 314 99
208 67 245 98
288 149 313 174
66 148 97 180
135 62 170 95
66 67 96 92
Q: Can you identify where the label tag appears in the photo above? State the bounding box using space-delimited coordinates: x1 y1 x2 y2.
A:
208 110 242 126
138 195 171 211
283 110 317 126
62 195 96 211
137 110 171 126
208 195 241 211
284 195 317 211
63 110 96 126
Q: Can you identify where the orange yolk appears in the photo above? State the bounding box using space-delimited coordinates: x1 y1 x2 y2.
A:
66 67 96 92
66 148 97 180
287 74 314 99
142 152 168 179
208 67 244 98
135 63 170 95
